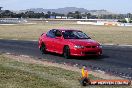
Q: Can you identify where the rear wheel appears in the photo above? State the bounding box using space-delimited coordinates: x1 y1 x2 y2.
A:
63 46 70 59
40 43 47 54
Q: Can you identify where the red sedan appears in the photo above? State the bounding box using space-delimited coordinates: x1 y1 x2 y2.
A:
39 29 102 59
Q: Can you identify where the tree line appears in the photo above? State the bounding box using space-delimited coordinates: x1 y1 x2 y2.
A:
0 10 94 19
0 10 132 21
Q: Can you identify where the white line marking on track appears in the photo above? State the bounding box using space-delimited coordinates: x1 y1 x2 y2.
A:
12 39 18 40
95 70 105 74
20 55 30 58
5 52 11 55
32 40 38 41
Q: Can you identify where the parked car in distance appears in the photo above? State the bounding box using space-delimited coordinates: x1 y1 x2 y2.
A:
39 29 102 59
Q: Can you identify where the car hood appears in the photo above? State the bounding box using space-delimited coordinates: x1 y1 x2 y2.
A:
67 39 100 46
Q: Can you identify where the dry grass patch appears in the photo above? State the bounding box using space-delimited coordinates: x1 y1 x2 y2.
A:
0 22 132 44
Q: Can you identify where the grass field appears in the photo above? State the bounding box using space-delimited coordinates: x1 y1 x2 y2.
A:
0 54 131 88
0 54 81 88
0 22 132 45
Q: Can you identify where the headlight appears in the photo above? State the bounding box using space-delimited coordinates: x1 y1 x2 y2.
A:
74 45 84 49
97 45 102 48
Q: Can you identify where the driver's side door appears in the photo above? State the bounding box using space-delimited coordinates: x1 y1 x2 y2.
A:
53 30 64 54
45 29 56 52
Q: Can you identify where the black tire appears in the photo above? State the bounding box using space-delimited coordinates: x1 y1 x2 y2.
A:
63 46 70 59
40 43 47 54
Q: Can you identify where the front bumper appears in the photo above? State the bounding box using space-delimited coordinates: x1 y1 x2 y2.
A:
70 47 102 56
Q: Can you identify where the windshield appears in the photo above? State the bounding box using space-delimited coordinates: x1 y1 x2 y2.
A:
62 30 90 39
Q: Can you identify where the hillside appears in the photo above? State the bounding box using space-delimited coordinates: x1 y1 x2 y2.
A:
19 7 113 15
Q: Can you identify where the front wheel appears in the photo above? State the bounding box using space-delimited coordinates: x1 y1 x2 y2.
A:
63 46 70 59
40 43 47 54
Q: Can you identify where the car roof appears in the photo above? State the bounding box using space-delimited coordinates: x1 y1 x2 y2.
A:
55 28 81 32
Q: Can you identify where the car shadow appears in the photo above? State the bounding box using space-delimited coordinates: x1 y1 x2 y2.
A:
45 52 63 57
70 55 110 60
43 51 110 61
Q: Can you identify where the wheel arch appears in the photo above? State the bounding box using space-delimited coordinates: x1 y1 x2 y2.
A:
39 41 45 49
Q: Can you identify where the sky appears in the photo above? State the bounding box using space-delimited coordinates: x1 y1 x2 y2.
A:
0 0 131 13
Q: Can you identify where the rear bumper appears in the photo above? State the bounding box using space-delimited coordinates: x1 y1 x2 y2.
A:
70 48 102 56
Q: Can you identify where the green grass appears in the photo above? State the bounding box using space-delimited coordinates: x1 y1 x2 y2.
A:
0 54 131 88
0 22 132 44
0 55 87 88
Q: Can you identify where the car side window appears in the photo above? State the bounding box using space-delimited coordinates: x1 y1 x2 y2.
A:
46 30 56 38
55 30 62 37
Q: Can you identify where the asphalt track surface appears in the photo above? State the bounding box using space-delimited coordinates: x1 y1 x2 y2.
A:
0 39 132 79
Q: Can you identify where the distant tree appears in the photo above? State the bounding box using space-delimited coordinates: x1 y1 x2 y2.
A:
45 14 50 18
90 15 97 19
86 13 91 19
51 12 56 16
15 13 22 18
47 11 51 18
81 13 87 19
74 11 82 19
47 11 51 15
20 12 26 18
67 12 74 18
39 12 45 18
24 11 35 18
1 10 14 18
127 13 131 18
